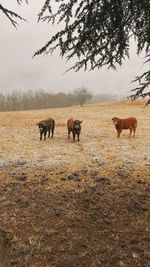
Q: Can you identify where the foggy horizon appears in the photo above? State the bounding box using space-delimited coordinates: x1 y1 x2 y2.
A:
0 1 148 97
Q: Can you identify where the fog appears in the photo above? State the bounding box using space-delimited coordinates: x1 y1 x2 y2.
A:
0 1 148 96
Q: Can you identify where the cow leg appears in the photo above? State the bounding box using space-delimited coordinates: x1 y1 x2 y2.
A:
48 129 50 138
68 130 71 139
51 128 54 138
133 128 136 138
44 130 47 140
73 132 76 142
40 133 42 140
129 128 132 138
77 133 80 141
117 130 122 138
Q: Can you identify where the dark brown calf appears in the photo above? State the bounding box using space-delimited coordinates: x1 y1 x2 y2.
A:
67 118 82 141
37 118 55 140
112 117 137 138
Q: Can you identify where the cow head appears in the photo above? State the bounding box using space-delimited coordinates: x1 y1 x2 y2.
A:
36 122 46 134
112 117 119 125
73 120 82 133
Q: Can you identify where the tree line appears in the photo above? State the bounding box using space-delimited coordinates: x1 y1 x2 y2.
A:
0 1 150 103
0 89 120 112
0 90 77 111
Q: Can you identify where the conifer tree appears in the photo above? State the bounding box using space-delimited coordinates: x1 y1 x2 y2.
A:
1 0 150 103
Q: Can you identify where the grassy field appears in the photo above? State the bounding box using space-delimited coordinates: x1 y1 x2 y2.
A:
0 100 150 267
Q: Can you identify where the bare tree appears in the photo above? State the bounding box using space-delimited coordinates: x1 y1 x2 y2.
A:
1 1 150 104
74 87 92 107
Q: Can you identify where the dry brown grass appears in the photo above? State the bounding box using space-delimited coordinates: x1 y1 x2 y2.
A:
0 100 150 267
0 99 149 180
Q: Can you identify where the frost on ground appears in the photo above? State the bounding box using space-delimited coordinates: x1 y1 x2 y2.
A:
0 100 150 173
0 100 150 267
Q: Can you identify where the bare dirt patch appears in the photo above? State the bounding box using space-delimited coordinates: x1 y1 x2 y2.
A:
0 100 150 267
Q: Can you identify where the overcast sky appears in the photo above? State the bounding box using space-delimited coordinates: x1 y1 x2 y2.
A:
0 1 148 96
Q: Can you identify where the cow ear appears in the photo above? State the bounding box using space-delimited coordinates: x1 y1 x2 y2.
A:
79 120 83 124
36 122 39 126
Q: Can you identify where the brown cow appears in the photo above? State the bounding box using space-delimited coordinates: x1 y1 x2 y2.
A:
67 118 82 141
112 117 137 138
36 118 55 140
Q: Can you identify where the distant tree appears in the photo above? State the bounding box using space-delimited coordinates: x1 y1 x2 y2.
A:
74 87 92 107
1 1 150 104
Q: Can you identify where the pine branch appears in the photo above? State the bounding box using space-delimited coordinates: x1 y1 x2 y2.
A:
38 0 51 22
130 71 150 103
1 0 150 102
17 0 28 4
0 2 27 28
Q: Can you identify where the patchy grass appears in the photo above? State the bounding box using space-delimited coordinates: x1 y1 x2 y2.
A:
0 100 150 267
